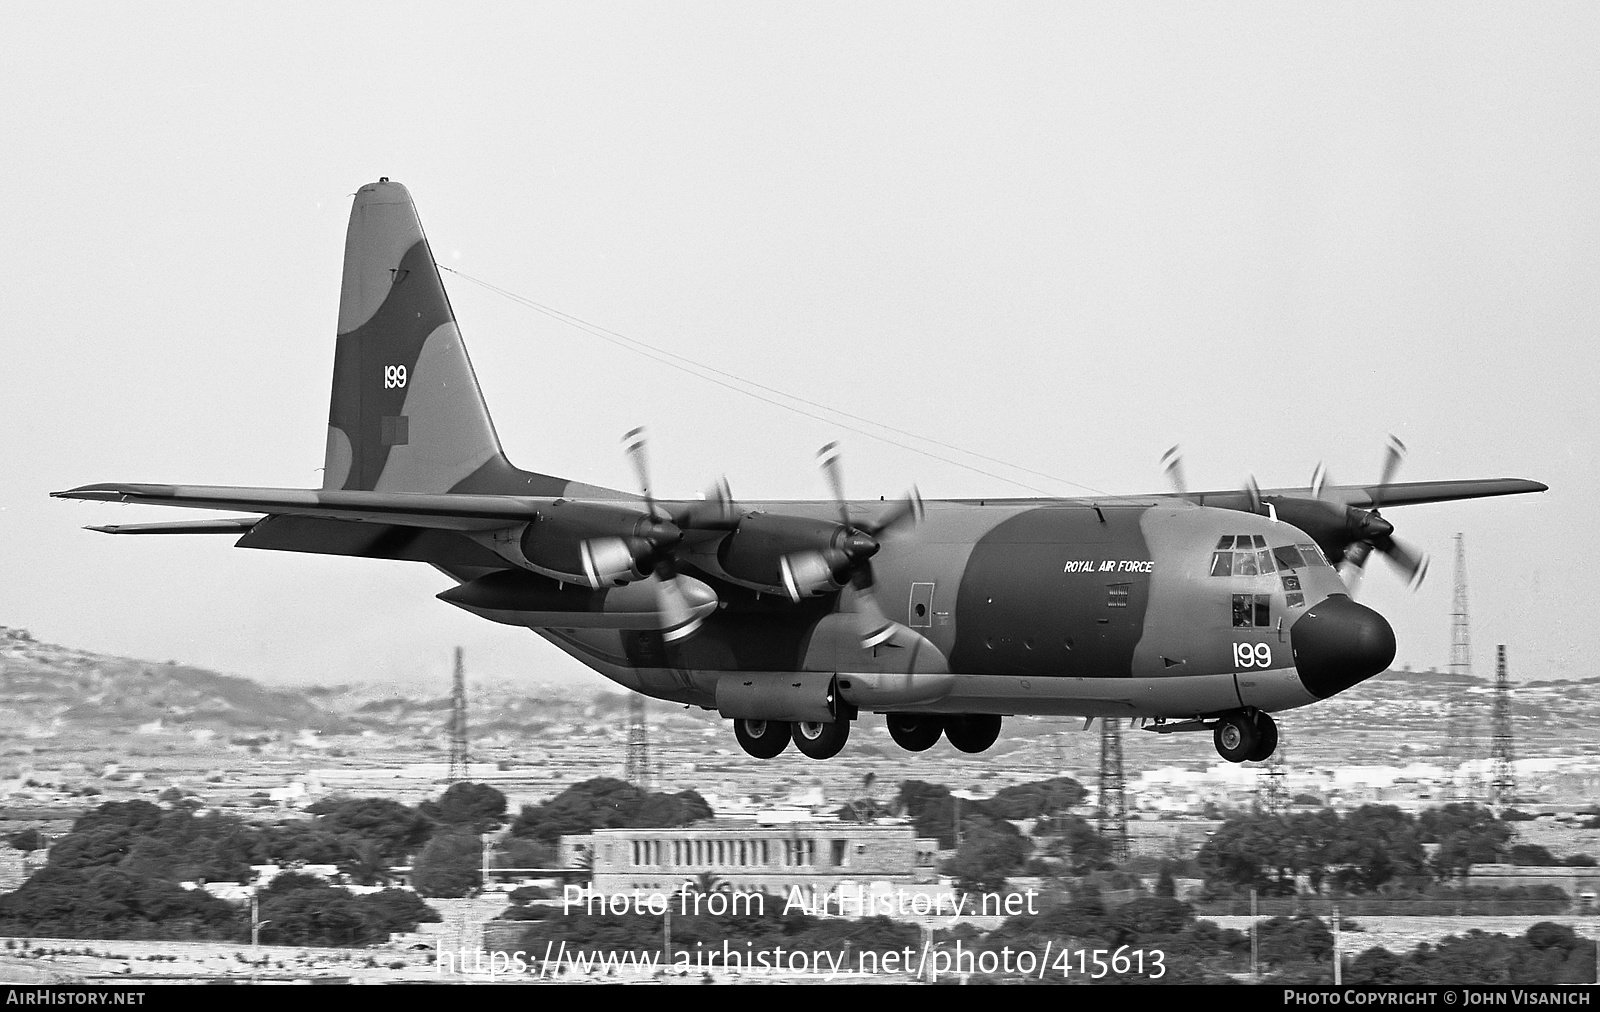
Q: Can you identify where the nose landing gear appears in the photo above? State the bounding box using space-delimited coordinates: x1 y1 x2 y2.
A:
1213 709 1278 763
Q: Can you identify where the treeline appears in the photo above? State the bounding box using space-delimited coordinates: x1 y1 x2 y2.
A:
891 778 1111 891
0 784 509 941
1198 802 1593 898
496 777 713 870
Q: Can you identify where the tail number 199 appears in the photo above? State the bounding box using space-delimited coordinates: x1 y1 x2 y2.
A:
1234 642 1272 669
384 365 408 389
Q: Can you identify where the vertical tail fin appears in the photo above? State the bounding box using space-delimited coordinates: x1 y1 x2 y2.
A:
323 179 505 492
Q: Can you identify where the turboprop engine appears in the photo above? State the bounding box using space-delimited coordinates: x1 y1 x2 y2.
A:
517 500 680 588
711 513 876 601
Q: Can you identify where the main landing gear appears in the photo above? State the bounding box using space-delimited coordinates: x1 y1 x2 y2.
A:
731 718 852 760
1212 709 1278 764
733 718 791 759
884 713 1004 754
734 712 1006 759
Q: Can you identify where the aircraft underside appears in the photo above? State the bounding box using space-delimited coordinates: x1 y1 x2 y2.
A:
536 625 1313 762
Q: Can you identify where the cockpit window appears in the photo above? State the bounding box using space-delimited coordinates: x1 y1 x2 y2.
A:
1210 535 1276 576
1297 543 1331 567
1273 545 1304 570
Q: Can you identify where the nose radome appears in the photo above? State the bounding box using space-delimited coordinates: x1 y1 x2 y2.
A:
1291 595 1396 699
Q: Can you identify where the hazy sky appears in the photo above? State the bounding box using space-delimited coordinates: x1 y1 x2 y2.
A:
4 4 1595 693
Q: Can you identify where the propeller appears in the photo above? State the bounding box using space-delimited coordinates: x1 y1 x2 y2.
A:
1338 434 1429 591
814 442 923 648
1212 435 1427 595
1160 445 1187 495
675 475 739 530
621 427 711 641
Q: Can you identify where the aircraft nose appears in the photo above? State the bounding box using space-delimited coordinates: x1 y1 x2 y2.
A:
1291 595 1396 699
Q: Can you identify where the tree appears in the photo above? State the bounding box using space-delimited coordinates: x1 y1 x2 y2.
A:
8 829 43 853
1421 804 1509 880
944 821 1031 894
985 778 1088 820
307 796 433 866
412 833 482 898
1328 806 1426 893
420 782 507 833
357 889 441 936
509 778 712 844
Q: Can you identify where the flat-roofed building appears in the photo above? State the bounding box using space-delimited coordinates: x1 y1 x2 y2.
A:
560 820 940 898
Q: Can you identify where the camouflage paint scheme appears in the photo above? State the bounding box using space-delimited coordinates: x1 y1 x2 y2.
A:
56 181 1546 756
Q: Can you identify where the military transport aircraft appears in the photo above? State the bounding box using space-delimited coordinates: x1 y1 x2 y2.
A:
54 180 1546 764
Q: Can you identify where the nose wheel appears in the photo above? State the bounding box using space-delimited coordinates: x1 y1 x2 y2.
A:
1213 709 1278 763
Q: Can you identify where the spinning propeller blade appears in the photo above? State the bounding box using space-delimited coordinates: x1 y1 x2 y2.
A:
815 442 921 648
620 427 709 640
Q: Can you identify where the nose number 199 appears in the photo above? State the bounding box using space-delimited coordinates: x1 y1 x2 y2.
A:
1233 642 1272 669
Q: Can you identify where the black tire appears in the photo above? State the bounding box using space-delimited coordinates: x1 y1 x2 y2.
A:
791 719 850 760
1213 711 1260 763
1246 711 1279 763
886 714 945 752
733 719 791 759
943 714 1002 754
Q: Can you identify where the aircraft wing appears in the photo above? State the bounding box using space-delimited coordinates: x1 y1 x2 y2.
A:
52 483 554 531
1187 477 1547 511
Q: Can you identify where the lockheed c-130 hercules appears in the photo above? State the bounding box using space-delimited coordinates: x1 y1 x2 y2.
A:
55 180 1546 764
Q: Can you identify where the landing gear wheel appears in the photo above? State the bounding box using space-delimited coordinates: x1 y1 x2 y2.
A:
1246 711 1279 763
792 719 850 760
734 719 791 759
1213 711 1260 763
886 714 945 752
943 714 1003 754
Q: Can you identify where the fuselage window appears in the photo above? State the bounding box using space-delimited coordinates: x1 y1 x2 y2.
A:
1232 593 1271 627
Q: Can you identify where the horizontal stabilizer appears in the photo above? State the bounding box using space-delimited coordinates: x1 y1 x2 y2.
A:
53 483 554 530
85 518 262 535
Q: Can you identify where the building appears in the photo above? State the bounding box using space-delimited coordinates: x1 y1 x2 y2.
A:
561 819 941 900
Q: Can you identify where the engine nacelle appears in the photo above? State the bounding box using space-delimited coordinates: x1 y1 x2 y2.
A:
713 513 866 600
518 500 679 588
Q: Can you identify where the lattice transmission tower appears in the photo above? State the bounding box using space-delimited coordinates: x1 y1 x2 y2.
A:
1445 534 1479 801
1257 724 1290 815
447 647 469 784
1096 718 1128 861
624 694 652 790
1488 645 1517 808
